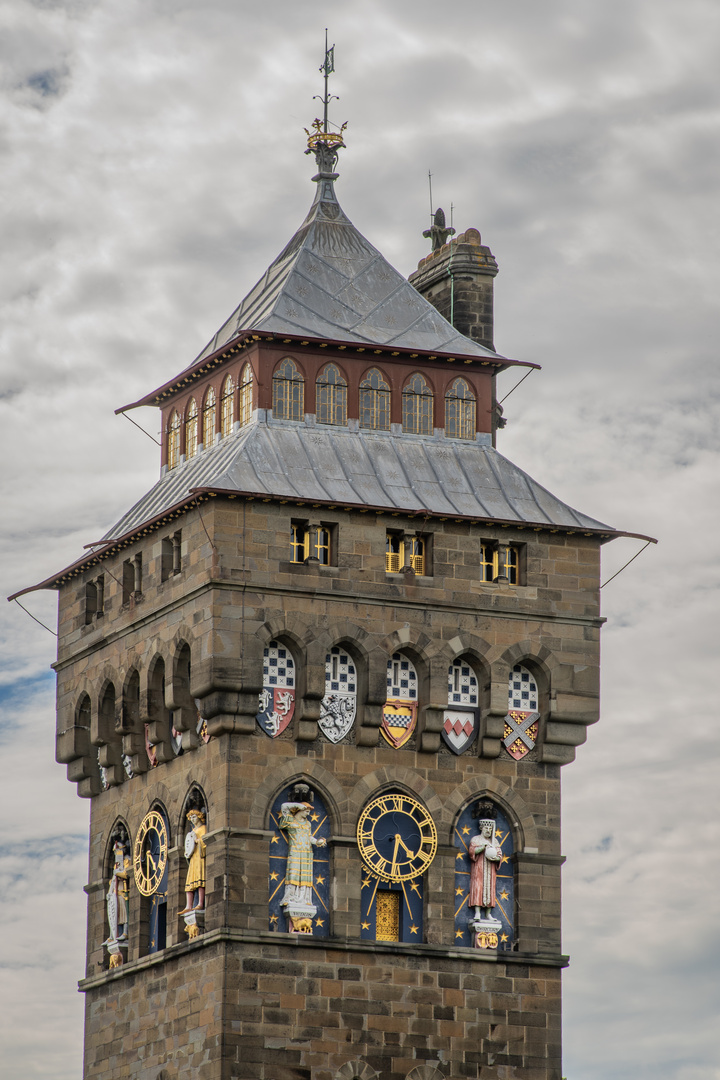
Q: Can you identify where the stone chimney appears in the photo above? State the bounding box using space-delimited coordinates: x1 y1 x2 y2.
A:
409 227 499 351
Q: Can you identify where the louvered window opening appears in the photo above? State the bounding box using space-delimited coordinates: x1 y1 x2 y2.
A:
359 368 391 430
402 373 433 435
386 535 424 575
238 364 253 427
220 376 234 437
290 525 331 565
185 399 198 460
480 544 519 584
316 364 347 426
202 388 216 447
273 358 304 421
167 411 181 469
445 378 476 440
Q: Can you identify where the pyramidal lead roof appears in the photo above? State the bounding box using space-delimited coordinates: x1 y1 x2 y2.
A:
190 169 508 368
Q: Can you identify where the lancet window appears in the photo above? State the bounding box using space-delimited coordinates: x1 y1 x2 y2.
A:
402 373 433 435
359 368 391 430
202 387 216 447
316 363 347 426
272 357 304 421
185 399 198 460
166 410 181 469
238 363 253 427
445 377 476 440
220 375 234 437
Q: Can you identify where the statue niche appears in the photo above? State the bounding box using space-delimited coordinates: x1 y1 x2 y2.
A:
180 790 207 939
268 783 331 936
102 822 131 968
453 798 515 950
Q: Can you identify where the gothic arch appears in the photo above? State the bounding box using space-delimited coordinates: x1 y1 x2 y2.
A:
249 760 346 833
443 630 493 665
255 615 312 653
406 1067 445 1080
103 816 131 875
346 767 442 833
179 783 209 837
442 773 538 849
493 640 559 683
335 1063 379 1080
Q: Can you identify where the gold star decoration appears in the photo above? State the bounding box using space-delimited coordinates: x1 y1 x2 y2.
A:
461 825 470 835
455 886 465 896
361 877 371 889
500 890 509 901
361 921 370 931
270 835 279 844
456 852 465 861
501 855 509 865
500 933 508 943
315 876 325 885
409 881 420 894
269 871 279 882
316 918 324 928
455 929 464 939
269 914 278 924
311 813 319 822
410 925 419 935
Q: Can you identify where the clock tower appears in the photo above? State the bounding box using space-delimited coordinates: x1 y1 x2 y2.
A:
15 67 643 1080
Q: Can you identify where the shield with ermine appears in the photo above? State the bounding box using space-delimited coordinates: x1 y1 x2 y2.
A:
257 687 296 738
441 709 479 755
503 709 539 761
381 699 417 749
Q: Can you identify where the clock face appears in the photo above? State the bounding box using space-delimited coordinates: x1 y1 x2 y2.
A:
133 810 169 896
357 793 437 882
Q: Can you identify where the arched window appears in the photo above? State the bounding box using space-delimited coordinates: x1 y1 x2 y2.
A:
505 663 540 761
166 411 181 469
202 387 216 447
238 363 253 427
382 652 419 748
272 358 304 421
442 658 480 754
316 363 347 426
185 399 198 460
319 647 357 743
220 375 234 437
402 373 433 435
445 377 476 440
359 368 391 430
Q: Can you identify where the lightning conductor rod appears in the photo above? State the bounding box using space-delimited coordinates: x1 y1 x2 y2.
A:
314 29 337 134
428 170 433 223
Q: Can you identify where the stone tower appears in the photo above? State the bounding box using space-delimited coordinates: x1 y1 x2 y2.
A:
15 118 634 1080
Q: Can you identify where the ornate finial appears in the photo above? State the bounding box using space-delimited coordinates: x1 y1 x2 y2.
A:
304 30 347 182
423 207 456 251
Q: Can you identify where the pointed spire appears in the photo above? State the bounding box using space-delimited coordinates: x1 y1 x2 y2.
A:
304 31 347 197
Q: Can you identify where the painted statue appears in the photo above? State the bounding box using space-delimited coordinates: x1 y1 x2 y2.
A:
105 839 130 944
468 815 502 922
277 800 327 931
179 808 206 914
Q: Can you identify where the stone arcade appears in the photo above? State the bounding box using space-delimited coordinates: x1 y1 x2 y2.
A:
15 90 645 1080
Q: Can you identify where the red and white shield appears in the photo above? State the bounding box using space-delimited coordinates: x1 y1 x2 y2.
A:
441 709 478 755
503 710 539 760
381 699 417 749
257 687 296 738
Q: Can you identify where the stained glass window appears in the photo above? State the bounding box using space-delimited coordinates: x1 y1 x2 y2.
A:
185 398 198 460
238 363 253 427
445 377 476 440
202 387 216 447
447 659 478 706
316 364 347 426
272 357 304 421
359 368 391 430
167 410 180 469
220 375 234 437
402 373 433 435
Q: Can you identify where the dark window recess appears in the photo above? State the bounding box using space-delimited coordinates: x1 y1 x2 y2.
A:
161 531 182 581
290 524 331 565
122 555 142 604
85 576 105 623
479 543 522 585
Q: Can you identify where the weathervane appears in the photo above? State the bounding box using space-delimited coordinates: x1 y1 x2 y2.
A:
305 30 347 180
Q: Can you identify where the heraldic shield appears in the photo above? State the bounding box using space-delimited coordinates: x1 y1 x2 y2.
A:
503 710 539 760
319 694 356 743
257 687 296 738
441 709 479 755
381 699 417 749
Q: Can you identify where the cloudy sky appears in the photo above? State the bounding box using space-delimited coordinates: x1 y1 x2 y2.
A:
1 0 718 1076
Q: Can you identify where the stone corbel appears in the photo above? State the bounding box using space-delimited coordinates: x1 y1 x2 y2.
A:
418 704 445 752
202 688 259 736
356 702 383 746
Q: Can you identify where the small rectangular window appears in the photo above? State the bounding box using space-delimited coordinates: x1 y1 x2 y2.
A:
375 891 400 942
291 524 332 565
386 534 426 574
386 533 403 573
122 561 134 604
290 523 309 564
161 531 182 581
84 581 97 625
480 543 521 585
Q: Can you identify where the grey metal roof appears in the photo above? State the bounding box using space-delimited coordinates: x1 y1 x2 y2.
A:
190 179 507 366
102 417 614 541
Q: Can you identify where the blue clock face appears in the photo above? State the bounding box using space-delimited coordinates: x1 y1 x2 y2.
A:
357 793 437 882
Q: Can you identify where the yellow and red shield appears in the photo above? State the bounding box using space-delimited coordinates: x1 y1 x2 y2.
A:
381 699 417 749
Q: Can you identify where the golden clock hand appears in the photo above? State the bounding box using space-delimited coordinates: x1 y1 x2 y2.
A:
397 836 417 858
390 834 401 877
